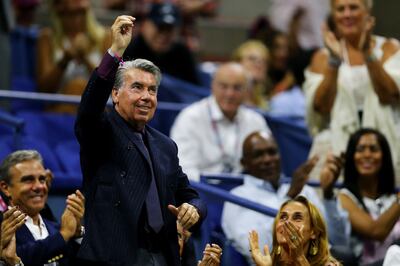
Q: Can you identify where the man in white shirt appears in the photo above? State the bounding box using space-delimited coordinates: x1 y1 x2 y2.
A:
0 150 84 266
221 131 350 263
170 62 270 181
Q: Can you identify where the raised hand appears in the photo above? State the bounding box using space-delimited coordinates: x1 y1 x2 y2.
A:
320 153 344 198
287 156 319 198
110 15 136 57
248 230 272 266
322 23 342 59
73 33 91 61
359 15 375 55
168 203 199 230
198 243 222 266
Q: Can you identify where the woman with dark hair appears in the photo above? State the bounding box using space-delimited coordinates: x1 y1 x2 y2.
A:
249 195 341 266
323 128 400 265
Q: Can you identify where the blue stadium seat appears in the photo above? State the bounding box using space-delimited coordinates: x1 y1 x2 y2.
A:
11 77 43 111
263 114 312 177
0 135 63 173
55 140 81 175
11 26 39 79
10 26 41 111
149 102 186 135
158 74 210 103
196 178 249 266
200 174 244 191
17 111 76 147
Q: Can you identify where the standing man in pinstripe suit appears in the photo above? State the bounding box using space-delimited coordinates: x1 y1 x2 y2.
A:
75 15 207 266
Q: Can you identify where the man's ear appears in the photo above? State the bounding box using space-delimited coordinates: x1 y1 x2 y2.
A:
240 157 246 168
45 169 54 188
111 88 119 104
0 181 11 198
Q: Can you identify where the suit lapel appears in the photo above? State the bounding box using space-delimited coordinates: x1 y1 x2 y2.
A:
109 109 152 168
16 224 36 243
43 218 59 236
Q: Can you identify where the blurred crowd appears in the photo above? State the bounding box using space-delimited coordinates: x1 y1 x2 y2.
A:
0 0 400 265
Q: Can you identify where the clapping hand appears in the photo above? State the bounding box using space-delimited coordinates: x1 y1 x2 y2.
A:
60 190 85 241
198 244 222 266
1 207 26 265
248 230 272 266
322 23 342 59
66 190 85 238
287 156 319 198
168 203 199 231
359 15 375 56
320 153 344 199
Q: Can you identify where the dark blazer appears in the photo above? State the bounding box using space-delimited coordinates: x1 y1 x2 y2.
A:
75 70 206 266
16 218 77 266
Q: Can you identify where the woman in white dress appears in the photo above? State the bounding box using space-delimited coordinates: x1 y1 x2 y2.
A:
304 0 400 183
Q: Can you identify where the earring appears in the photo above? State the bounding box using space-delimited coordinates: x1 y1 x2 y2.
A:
309 240 318 256
276 245 281 255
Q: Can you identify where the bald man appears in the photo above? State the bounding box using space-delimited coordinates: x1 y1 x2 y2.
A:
170 62 270 181
221 131 350 263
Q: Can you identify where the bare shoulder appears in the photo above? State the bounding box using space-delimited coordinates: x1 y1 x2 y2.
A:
309 49 329 74
338 192 356 209
381 37 400 62
37 27 54 49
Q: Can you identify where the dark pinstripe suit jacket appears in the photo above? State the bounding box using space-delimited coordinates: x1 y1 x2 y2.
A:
75 71 206 266
16 218 77 266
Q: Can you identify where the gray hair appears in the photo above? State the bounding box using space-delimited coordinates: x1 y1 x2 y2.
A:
0 150 43 184
114 59 162 90
330 0 373 11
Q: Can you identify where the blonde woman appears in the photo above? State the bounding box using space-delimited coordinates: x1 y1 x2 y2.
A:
249 196 341 266
232 40 269 109
37 0 111 112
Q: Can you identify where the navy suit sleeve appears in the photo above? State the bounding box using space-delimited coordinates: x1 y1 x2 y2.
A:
17 232 67 266
172 142 207 232
75 52 118 149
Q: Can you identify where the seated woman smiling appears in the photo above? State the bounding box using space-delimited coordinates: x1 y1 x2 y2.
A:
249 195 341 266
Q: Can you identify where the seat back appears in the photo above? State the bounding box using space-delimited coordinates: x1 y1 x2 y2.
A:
264 114 312 177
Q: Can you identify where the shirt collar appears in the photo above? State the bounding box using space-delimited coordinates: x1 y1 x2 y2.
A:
243 173 285 192
25 214 46 230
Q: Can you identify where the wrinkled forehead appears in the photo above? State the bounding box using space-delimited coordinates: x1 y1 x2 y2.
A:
280 201 309 218
9 160 46 181
124 68 157 86
250 133 276 147
213 63 247 83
